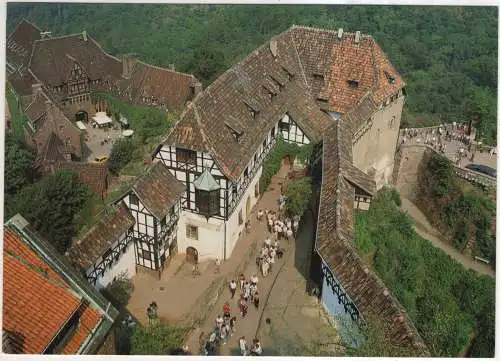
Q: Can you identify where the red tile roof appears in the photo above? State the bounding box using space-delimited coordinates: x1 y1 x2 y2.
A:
3 229 81 353
61 302 101 354
56 161 110 199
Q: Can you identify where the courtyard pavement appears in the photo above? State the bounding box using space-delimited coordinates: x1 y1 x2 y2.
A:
83 122 124 162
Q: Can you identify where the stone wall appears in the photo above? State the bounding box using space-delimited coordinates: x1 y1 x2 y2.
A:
392 144 496 199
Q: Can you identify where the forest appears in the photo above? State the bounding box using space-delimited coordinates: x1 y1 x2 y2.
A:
354 188 495 357
6 4 498 144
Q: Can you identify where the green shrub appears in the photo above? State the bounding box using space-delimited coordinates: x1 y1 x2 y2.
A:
102 272 134 309
108 138 138 175
284 176 313 217
131 324 189 355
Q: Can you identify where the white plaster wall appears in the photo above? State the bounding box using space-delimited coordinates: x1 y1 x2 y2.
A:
225 166 263 258
353 95 405 189
177 211 225 261
90 236 136 291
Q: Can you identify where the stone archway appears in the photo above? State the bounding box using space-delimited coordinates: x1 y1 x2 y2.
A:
186 247 198 264
75 110 88 123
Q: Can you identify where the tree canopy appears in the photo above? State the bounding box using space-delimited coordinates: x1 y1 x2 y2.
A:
6 4 498 143
130 324 188 355
285 177 313 217
354 188 495 357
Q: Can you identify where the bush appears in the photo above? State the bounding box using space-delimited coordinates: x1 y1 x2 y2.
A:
131 324 188 355
284 177 313 217
108 138 138 175
102 272 134 309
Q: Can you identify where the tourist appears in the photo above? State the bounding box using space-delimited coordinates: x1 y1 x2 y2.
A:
286 228 293 243
275 222 282 240
261 258 269 277
230 316 237 334
229 280 237 299
216 315 224 329
250 274 259 287
253 291 260 309
250 339 262 356
257 209 264 221
264 237 272 248
239 336 248 356
239 298 248 317
293 217 299 235
239 273 245 291
223 301 231 318
220 323 228 345
243 282 251 301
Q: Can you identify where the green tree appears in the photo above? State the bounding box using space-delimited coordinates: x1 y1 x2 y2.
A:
108 138 137 175
284 176 313 217
131 324 188 355
4 136 36 195
12 170 90 252
466 85 496 145
101 272 134 309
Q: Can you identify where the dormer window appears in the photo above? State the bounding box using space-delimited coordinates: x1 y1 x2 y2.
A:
348 80 360 89
244 101 260 120
384 70 396 84
281 66 294 81
225 121 243 143
313 73 325 87
176 148 197 164
193 169 220 217
270 76 284 92
262 86 277 101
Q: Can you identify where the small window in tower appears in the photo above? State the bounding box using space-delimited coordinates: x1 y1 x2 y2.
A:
348 80 360 89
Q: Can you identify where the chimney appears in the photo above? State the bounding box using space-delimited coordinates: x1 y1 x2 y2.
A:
337 28 344 40
32 83 42 95
122 54 137 79
82 30 87 42
194 82 202 97
270 39 278 58
354 31 361 47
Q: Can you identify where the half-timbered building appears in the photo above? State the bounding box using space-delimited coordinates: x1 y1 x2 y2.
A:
66 203 135 289
118 162 185 276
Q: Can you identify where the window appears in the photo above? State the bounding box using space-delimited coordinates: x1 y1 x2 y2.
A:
255 183 259 197
142 249 152 260
348 80 359 89
195 189 220 216
102 248 113 263
238 210 243 225
129 193 139 206
389 116 396 129
176 148 197 164
244 168 249 179
254 153 257 163
279 121 290 132
186 225 198 240
271 126 276 138
45 303 84 353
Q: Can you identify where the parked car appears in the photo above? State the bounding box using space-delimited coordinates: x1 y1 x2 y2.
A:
465 163 496 178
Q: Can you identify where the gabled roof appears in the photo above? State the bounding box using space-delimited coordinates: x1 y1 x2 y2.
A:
131 162 185 219
56 161 110 199
164 28 330 181
315 120 428 355
6 19 41 68
36 132 67 165
291 26 405 114
342 92 378 134
117 60 198 111
3 228 100 353
29 32 122 87
67 203 135 270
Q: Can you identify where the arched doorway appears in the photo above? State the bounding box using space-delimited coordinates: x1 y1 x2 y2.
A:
246 196 251 219
75 110 88 123
186 247 198 264
281 155 294 170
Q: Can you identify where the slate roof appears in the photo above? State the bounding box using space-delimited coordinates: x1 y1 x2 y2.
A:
315 120 429 355
3 228 101 354
6 19 41 68
165 28 330 181
132 161 186 219
117 60 198 110
163 26 404 182
29 33 122 87
67 203 135 270
56 161 110 199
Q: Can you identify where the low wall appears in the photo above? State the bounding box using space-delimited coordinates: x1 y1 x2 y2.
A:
393 144 495 197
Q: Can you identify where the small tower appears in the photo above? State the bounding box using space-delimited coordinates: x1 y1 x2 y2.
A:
193 168 221 218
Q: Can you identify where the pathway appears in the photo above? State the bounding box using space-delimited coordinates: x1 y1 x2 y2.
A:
401 198 494 278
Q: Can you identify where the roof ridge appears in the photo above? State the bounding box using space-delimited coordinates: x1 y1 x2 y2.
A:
75 203 128 245
87 34 121 63
290 25 373 38
134 58 197 80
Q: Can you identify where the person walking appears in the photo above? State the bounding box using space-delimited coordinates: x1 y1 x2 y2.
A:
230 316 237 335
239 273 245 291
253 291 260 309
229 279 237 299
239 336 248 356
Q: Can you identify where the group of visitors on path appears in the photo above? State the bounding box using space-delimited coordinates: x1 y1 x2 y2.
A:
199 191 302 356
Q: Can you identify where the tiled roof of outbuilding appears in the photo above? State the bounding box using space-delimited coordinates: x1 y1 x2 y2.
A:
56 161 110 199
132 161 186 219
67 203 135 270
2 228 101 354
